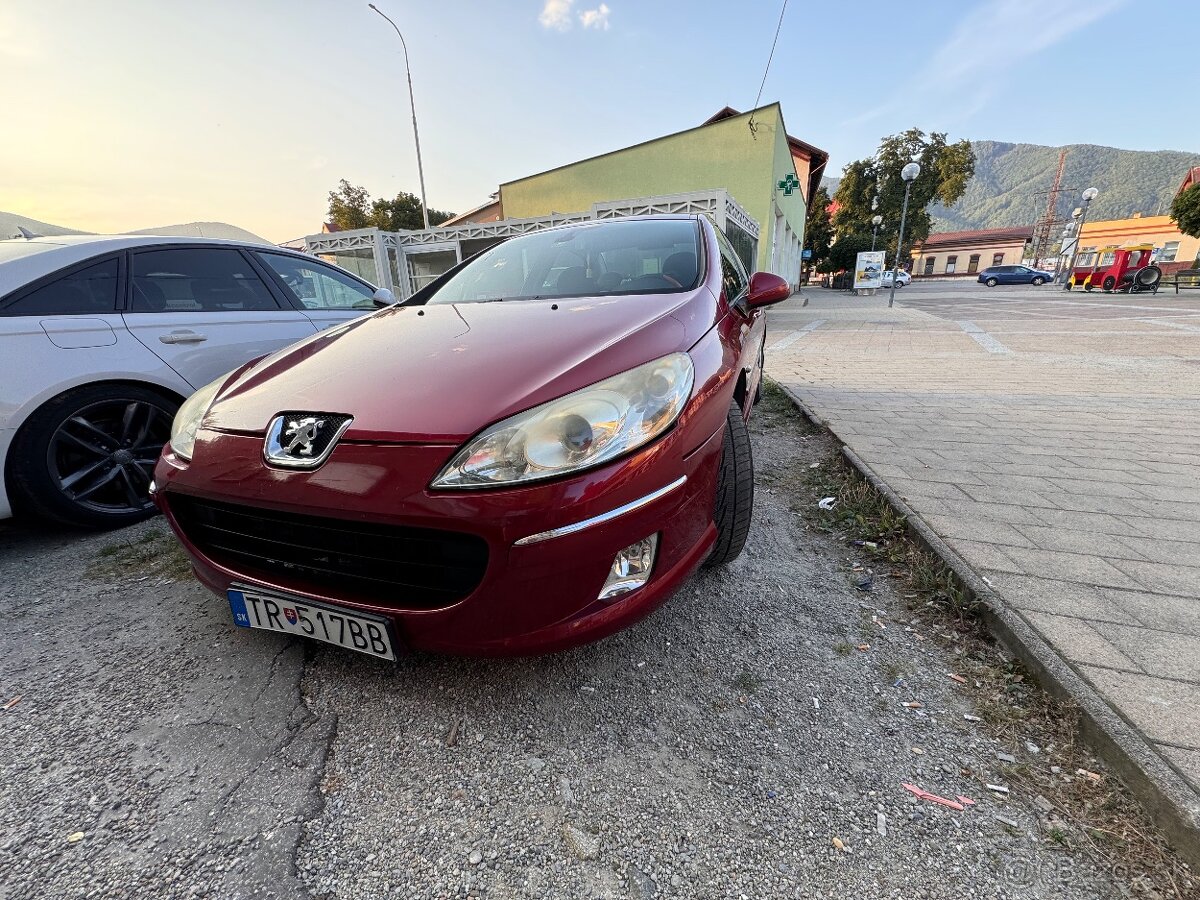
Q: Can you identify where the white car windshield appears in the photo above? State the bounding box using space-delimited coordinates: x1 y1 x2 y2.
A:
426 219 702 305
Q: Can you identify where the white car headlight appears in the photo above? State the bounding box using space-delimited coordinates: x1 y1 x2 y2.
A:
169 376 227 461
432 353 695 489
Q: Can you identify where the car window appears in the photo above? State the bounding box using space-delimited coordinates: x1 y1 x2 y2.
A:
1 257 119 316
426 219 701 305
255 251 376 310
130 248 278 313
714 229 749 302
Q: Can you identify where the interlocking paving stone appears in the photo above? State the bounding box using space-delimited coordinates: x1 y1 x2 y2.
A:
767 283 1200 832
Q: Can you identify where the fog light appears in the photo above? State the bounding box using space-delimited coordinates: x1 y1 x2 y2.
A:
598 534 658 601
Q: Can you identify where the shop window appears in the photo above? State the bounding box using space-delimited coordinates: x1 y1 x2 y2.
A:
967 254 980 274
992 252 1004 266
945 255 958 274
923 256 935 275
1159 241 1179 263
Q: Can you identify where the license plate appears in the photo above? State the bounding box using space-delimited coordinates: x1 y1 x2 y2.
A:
227 586 396 661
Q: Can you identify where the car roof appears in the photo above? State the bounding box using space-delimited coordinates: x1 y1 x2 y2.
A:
0 235 295 293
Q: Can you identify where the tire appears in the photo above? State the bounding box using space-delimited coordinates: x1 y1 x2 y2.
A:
8 383 178 529
1102 276 1116 292
1031 276 1046 286
705 400 754 568
1084 282 1094 292
985 277 999 287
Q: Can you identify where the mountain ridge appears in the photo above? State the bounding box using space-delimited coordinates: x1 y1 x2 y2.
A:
822 139 1200 234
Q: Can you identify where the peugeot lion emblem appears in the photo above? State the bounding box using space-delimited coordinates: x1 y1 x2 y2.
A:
264 412 353 469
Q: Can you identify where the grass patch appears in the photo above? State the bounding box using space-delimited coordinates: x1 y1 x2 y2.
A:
87 527 194 583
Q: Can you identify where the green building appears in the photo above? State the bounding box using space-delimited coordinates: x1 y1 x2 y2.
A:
297 104 827 299
498 105 827 283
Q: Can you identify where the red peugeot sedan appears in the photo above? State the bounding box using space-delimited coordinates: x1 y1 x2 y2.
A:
154 216 791 657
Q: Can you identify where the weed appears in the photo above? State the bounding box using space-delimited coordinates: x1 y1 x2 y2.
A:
833 642 852 657
87 528 193 583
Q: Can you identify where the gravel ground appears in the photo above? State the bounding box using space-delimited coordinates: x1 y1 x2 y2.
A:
0 401 1130 899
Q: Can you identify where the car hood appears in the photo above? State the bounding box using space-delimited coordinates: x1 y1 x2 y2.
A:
204 290 716 443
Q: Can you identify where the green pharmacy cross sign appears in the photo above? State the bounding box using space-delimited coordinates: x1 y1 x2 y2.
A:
777 173 800 196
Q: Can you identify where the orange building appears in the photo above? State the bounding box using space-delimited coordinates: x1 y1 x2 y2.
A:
1066 167 1199 275
1076 215 1198 277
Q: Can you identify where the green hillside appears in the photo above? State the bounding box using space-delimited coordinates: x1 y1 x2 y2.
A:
822 141 1199 232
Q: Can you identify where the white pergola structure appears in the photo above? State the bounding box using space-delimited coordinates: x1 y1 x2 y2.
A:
295 190 759 300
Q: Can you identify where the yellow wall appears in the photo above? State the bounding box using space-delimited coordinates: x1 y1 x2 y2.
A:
1078 215 1199 266
498 105 808 275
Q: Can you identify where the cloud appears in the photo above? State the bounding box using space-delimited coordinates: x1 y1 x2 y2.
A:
579 3 611 30
539 0 574 31
841 0 1126 128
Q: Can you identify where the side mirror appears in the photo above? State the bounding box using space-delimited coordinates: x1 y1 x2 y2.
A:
372 287 397 308
745 272 791 309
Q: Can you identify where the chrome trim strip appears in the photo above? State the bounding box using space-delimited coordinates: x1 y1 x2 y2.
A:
513 476 687 546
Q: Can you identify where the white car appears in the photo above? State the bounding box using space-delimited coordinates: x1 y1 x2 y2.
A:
881 270 911 287
0 235 391 528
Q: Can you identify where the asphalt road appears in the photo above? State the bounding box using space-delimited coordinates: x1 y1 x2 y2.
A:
0 395 1130 899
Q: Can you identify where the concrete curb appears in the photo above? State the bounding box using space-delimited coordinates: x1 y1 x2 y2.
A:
776 382 1200 868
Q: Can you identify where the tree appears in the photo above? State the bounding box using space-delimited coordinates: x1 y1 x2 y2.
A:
833 128 975 262
818 233 875 273
804 185 834 269
327 179 373 231
371 192 455 230
326 180 455 231
1171 183 1200 240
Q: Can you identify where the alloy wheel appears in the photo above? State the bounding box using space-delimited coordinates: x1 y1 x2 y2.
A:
47 398 173 516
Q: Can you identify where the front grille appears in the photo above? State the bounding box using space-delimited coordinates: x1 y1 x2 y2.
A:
169 494 488 608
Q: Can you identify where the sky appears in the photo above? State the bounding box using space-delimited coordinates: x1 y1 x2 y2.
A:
3 0 1197 242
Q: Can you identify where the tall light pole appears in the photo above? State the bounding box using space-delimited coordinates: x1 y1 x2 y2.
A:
368 3 431 230
889 162 920 307
871 214 883 252
1061 186 1098 291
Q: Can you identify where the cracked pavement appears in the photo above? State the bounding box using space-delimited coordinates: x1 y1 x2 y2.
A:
0 403 1144 898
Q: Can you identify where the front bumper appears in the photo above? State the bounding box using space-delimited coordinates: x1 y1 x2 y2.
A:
154 423 722 656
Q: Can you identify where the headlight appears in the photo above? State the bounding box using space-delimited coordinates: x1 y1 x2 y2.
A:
169 376 226 461
432 353 695 489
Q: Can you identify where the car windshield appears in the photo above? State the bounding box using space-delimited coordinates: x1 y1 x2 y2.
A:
425 218 702 305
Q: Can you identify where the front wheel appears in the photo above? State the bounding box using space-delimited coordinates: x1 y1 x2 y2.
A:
1102 276 1116 292
705 400 754 568
1031 276 1046 286
985 277 999 287
9 384 178 528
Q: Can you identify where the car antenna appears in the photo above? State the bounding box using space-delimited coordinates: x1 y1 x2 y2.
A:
15 226 42 240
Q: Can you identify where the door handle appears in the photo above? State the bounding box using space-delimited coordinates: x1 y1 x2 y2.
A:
158 330 208 344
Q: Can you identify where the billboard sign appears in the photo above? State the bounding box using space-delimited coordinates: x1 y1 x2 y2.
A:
853 251 886 290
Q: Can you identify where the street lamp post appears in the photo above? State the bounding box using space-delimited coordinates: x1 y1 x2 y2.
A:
1061 187 1098 291
368 3 431 230
1054 221 1075 283
871 214 883 252
888 162 920 308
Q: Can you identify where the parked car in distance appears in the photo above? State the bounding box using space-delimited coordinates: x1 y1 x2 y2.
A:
154 215 793 657
881 270 911 287
978 265 1052 287
0 235 392 528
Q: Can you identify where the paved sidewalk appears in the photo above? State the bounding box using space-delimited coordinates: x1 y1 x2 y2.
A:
766 283 1200 851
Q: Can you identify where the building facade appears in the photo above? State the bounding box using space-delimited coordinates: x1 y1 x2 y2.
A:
910 226 1033 277
497 104 825 285
294 104 826 297
1074 213 1199 277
